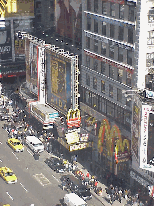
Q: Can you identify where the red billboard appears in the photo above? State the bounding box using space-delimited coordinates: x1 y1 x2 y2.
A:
55 0 82 43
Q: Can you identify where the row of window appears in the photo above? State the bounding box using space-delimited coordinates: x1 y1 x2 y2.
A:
86 37 133 65
80 87 132 130
86 73 123 102
87 18 134 44
87 0 135 22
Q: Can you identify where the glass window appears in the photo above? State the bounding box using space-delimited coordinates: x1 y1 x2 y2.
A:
109 65 114 79
86 55 90 67
118 26 124 41
147 30 154 46
126 72 132 87
87 0 91 11
118 47 123 62
117 88 122 102
127 50 133 66
36 15 41 22
119 5 124 20
92 94 98 109
146 52 154 67
102 22 106 36
128 6 135 22
148 8 154 23
124 111 132 128
128 28 133 44
87 16 91 30
110 24 115 38
94 19 98 33
115 105 124 124
101 80 105 93
50 13 54 21
93 59 98 71
107 101 114 117
86 90 90 104
86 73 90 86
101 42 106 56
94 39 98 53
101 98 106 113
86 37 90 49
109 41 115 59
101 62 106 74
93 77 97 90
126 98 131 107
102 1 107 15
94 0 98 13
50 1 54 7
109 84 113 98
36 1 41 8
117 69 123 82
110 3 115 17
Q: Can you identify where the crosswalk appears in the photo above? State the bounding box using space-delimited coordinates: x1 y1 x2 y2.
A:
33 173 51 186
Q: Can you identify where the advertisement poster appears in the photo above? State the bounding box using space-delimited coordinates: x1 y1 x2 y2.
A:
55 0 82 42
50 51 71 115
0 23 12 61
25 38 31 83
140 105 154 171
131 102 141 162
30 43 38 87
14 37 25 57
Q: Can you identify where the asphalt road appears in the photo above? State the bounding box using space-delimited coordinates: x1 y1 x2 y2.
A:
0 120 106 206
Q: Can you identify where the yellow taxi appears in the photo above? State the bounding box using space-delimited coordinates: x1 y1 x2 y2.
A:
7 138 24 152
0 167 17 184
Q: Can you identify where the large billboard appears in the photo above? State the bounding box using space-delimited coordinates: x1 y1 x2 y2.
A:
55 0 82 43
140 105 154 172
25 38 31 83
14 37 25 58
0 21 12 61
46 50 71 115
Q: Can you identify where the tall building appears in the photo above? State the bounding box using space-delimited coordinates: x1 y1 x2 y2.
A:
80 0 154 190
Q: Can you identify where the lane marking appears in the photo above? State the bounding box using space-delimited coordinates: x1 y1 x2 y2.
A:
6 191 14 201
26 149 33 156
52 174 59 183
20 182 28 193
12 152 19 160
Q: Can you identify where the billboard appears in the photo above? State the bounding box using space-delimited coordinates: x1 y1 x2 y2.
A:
14 37 25 57
25 38 31 83
46 50 71 115
0 22 12 61
55 0 82 43
4 0 34 18
30 42 38 88
140 105 154 171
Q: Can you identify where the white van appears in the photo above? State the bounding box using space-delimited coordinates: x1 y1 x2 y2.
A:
64 193 87 206
26 136 44 153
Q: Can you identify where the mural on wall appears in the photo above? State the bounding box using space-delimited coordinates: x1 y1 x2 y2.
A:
98 119 130 161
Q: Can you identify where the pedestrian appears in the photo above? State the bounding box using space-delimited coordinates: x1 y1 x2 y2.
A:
62 180 66 190
86 171 90 179
118 187 122 203
124 189 128 200
94 181 98 191
139 201 144 206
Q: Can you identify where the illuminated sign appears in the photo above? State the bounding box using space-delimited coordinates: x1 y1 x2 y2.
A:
70 143 88 152
15 39 25 57
65 131 79 144
67 108 81 128
31 105 45 121
80 133 89 142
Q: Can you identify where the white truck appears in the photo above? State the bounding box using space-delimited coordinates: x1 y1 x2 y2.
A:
64 193 87 206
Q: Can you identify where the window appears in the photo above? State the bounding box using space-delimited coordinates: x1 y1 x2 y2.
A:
101 62 106 74
119 5 124 20
94 19 98 33
93 77 97 90
109 65 114 79
109 84 113 98
86 37 90 49
36 1 41 8
86 90 90 104
118 47 123 62
87 0 91 11
87 16 91 30
126 98 131 108
110 24 115 38
107 101 114 117
100 98 106 113
110 3 115 17
147 30 154 46
102 1 107 15
128 28 133 44
148 8 154 23
94 39 98 53
86 55 90 67
109 41 115 59
118 26 124 41
94 0 98 13
101 80 105 93
146 52 154 68
126 72 132 87
86 73 90 86
117 88 122 102
36 15 41 22
92 94 98 109
50 1 54 7
101 42 106 56
94 59 98 71
50 13 54 21
128 6 135 22
127 50 133 66
102 22 106 36
115 106 124 124
117 69 123 82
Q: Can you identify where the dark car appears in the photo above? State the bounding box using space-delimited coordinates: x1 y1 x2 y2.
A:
45 157 65 173
76 186 92 201
0 113 10 121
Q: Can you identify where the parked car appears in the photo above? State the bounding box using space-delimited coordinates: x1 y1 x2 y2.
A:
45 157 66 173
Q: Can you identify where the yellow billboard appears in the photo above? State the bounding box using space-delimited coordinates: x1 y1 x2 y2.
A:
65 131 79 144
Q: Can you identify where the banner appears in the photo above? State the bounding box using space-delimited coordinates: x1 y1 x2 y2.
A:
140 105 154 172
14 38 25 57
25 38 31 83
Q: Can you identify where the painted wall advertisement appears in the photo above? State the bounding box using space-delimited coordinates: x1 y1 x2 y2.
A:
140 105 154 172
0 22 12 61
55 0 82 43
